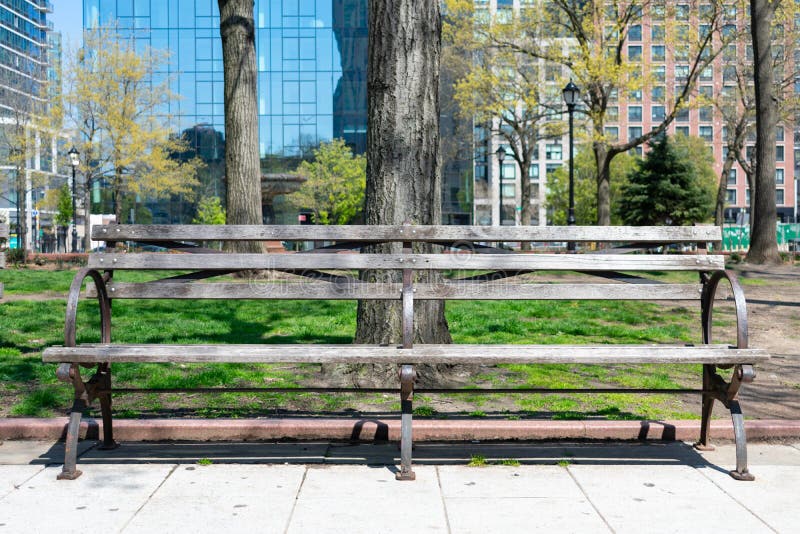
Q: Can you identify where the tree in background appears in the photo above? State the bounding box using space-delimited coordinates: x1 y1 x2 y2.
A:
288 139 366 225
218 0 262 251
448 0 735 225
193 196 227 225
54 184 74 252
747 0 782 264
707 2 799 229
620 135 715 226
0 66 51 257
444 8 560 242
58 26 203 248
546 148 637 225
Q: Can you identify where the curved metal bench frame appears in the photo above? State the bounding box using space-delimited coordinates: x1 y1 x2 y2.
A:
696 270 755 481
57 268 118 480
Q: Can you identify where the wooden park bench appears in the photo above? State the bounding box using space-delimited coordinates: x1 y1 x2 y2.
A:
43 224 768 481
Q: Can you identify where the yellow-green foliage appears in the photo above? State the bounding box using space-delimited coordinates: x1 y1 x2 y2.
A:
193 196 226 225
288 139 366 225
60 26 203 217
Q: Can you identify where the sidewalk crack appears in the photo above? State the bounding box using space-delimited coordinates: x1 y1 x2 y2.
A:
119 464 178 533
435 466 453 534
283 466 308 534
566 466 616 533
696 466 778 533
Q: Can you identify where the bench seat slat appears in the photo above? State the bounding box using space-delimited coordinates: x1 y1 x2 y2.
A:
95 282 705 301
43 344 769 365
92 224 721 243
88 253 724 271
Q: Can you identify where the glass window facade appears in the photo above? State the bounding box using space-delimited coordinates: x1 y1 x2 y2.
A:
84 0 367 158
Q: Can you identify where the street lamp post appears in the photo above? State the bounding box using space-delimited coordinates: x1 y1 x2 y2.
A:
562 81 580 251
495 145 506 226
68 146 79 253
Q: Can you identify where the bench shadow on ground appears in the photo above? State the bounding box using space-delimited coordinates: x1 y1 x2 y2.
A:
26 436 733 478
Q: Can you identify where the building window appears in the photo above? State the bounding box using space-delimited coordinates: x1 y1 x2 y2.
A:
651 105 665 121
546 163 561 178
699 126 713 142
529 165 539 180
675 65 689 81
651 86 665 101
676 4 690 20
545 144 562 160
676 108 690 122
700 66 714 82
607 106 619 121
699 107 713 121
605 126 619 140
629 24 642 41
776 126 785 141
502 163 516 179
628 106 642 121
651 45 665 62
726 189 737 205
501 183 515 198
628 45 642 61
728 168 737 185
776 145 784 162
651 25 665 41
653 65 666 82
776 189 785 205
675 126 690 137
628 126 643 141
776 168 785 184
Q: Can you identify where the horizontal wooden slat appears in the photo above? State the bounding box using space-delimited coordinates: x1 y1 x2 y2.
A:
88 252 724 271
43 343 768 365
91 224 721 244
93 281 704 301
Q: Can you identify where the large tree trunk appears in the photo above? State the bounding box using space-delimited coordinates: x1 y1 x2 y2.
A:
747 0 781 264
594 142 612 226
347 0 452 387
15 179 26 259
219 0 262 253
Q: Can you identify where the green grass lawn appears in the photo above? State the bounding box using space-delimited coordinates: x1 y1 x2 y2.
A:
0 268 740 420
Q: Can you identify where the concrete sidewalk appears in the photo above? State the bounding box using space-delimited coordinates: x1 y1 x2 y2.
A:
1 440 799 533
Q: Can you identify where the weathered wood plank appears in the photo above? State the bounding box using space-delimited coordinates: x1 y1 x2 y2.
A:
91 224 722 243
92 281 704 301
42 343 769 365
87 252 725 271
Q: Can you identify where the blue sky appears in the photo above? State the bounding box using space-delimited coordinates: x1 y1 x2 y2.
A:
50 0 83 50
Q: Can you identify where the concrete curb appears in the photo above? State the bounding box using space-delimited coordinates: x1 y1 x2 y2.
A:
2 417 800 442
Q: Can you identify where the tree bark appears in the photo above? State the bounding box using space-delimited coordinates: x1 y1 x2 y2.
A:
748 0 781 264
347 0 452 387
715 153 737 226
83 178 92 253
593 142 612 226
518 156 532 251
219 0 263 253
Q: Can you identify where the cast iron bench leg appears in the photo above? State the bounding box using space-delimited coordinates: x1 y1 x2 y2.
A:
729 400 754 481
58 406 84 480
396 364 416 481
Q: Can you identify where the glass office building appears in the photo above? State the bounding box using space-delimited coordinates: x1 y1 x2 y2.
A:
83 0 471 224
83 1 366 157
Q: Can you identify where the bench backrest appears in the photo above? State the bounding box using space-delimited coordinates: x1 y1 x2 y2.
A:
87 224 721 303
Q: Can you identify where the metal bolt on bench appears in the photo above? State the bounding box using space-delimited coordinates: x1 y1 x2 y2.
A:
42 224 769 481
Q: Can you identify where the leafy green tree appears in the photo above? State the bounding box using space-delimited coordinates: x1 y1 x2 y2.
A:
193 196 227 225
288 139 366 225
620 135 714 226
547 148 637 225
54 184 73 228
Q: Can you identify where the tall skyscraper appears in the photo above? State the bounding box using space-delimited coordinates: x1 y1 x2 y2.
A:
0 0 63 250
